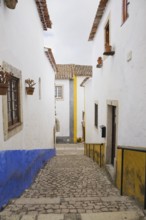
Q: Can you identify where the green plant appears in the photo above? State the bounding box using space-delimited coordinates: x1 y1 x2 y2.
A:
0 65 12 84
25 79 36 87
77 137 82 143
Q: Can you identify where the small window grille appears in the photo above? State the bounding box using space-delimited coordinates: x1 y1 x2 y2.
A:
55 86 63 99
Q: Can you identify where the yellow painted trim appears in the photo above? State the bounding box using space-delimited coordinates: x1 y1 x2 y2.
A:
123 150 145 204
73 75 77 143
116 148 146 206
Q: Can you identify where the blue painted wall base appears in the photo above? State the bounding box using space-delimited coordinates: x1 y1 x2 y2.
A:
0 148 56 209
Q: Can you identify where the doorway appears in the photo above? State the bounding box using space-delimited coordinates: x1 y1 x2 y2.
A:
111 106 116 165
82 111 85 141
106 101 118 166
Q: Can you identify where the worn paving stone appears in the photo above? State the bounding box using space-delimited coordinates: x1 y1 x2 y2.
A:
0 216 21 220
0 155 143 218
21 216 36 220
64 214 82 220
15 197 60 205
81 211 144 220
38 214 64 220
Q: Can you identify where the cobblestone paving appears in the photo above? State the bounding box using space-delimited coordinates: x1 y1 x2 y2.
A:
0 155 143 219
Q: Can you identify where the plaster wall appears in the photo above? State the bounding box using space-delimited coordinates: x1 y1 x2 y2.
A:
0 0 55 150
77 77 86 138
85 0 146 146
55 79 70 137
85 79 99 143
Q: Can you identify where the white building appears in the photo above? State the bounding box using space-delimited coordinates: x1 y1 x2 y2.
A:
55 64 92 143
84 0 146 205
0 0 57 208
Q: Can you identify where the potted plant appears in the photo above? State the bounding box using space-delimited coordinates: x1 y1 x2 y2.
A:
25 79 36 95
77 137 82 143
96 57 103 68
4 0 18 9
0 65 12 95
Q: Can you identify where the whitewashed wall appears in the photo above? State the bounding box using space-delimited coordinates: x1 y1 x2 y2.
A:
0 0 55 150
55 79 70 137
85 79 98 143
77 77 86 138
85 0 146 146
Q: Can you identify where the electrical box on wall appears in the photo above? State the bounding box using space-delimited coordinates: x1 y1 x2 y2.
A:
100 125 106 138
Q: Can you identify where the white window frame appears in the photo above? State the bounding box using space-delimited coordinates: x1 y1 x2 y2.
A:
55 85 63 100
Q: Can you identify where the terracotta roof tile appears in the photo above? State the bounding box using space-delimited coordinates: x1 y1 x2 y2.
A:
88 0 109 41
36 0 52 30
44 48 58 72
56 64 92 80
56 65 74 79
74 65 92 77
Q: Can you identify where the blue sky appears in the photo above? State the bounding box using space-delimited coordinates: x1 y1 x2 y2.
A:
44 0 98 65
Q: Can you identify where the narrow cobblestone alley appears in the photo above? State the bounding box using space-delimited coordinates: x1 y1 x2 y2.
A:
0 145 145 220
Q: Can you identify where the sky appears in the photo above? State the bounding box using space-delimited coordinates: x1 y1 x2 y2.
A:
44 0 99 65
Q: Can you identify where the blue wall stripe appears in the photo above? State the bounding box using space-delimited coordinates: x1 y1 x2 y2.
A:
0 148 56 209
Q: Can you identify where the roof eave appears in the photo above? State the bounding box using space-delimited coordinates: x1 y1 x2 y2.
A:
88 0 109 41
44 48 58 72
80 77 90 87
36 0 52 31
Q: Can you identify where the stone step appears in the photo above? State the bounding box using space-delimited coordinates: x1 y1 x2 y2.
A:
56 148 84 156
55 144 84 148
1 195 140 217
56 151 84 156
0 211 145 220
56 147 84 150
80 211 145 220
13 196 132 205
55 143 84 155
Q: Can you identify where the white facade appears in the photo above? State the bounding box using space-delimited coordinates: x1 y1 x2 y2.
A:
77 77 85 138
0 0 55 150
85 0 146 149
55 74 87 143
55 79 70 137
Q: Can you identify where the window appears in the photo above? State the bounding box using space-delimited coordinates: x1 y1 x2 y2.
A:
2 61 23 141
94 103 98 128
104 20 110 51
105 20 110 47
55 86 63 99
122 0 129 23
7 76 19 128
